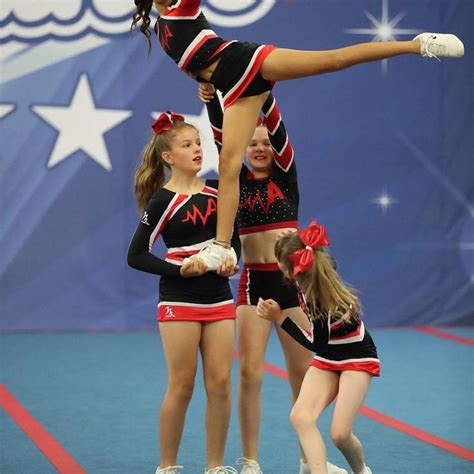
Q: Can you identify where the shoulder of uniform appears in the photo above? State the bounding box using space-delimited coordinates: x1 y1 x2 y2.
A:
147 188 174 207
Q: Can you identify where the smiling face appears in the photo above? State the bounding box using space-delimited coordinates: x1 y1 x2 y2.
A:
246 125 273 175
162 126 202 175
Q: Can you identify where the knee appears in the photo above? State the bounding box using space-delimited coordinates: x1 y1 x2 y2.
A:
218 149 243 178
239 363 264 390
290 406 315 432
206 374 232 400
168 379 195 403
330 427 352 449
320 50 346 73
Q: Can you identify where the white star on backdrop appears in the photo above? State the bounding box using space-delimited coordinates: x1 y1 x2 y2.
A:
373 189 397 213
32 73 132 171
151 106 219 176
345 0 421 73
0 104 15 119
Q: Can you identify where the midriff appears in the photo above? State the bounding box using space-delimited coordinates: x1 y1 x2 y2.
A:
240 227 296 264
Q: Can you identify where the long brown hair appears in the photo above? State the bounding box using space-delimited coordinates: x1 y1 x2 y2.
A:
134 121 196 211
275 233 361 322
131 0 154 52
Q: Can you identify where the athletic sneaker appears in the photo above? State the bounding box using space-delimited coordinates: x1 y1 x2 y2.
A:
155 466 183 474
184 240 237 271
415 33 464 59
352 466 372 474
204 467 238 474
299 459 348 474
236 457 263 474
327 461 349 474
352 467 372 474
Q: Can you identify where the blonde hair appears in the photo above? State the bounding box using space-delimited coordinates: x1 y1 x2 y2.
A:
134 121 196 211
275 232 361 322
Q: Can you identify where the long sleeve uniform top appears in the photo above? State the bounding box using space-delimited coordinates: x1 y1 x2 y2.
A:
205 93 299 235
127 179 241 304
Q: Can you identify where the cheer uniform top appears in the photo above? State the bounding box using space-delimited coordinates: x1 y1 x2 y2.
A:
127 180 241 321
206 93 300 309
155 0 275 108
281 294 380 376
206 93 298 234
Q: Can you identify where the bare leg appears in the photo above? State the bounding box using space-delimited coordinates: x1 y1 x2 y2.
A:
276 307 313 462
260 41 420 81
237 305 273 461
158 321 201 467
216 93 268 243
330 371 372 473
200 319 235 469
290 367 339 474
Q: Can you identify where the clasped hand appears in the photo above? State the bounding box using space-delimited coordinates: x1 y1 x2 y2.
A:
256 298 285 325
180 256 239 278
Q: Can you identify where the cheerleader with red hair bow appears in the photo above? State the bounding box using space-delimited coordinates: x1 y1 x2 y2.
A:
257 221 379 474
127 112 241 474
131 0 464 275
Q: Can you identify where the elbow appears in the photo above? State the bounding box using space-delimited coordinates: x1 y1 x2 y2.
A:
127 250 138 269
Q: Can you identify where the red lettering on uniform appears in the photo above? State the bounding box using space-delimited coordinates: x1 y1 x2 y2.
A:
239 182 284 214
160 24 173 51
182 198 217 225
267 182 284 202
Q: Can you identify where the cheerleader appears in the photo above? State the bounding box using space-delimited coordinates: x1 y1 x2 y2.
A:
199 83 346 474
127 112 240 474
130 0 464 272
257 221 379 474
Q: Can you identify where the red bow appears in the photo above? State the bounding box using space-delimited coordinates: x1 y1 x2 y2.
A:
289 220 330 275
152 111 184 134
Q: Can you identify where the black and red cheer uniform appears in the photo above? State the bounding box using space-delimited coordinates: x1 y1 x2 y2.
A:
205 93 300 309
127 180 241 321
155 0 275 108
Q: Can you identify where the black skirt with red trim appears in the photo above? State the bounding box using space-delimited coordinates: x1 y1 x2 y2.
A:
209 41 276 108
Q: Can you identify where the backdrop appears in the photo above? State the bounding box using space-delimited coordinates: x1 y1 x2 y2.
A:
1 0 472 331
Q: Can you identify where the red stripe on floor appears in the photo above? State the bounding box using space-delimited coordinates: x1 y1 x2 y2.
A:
359 405 474 462
0 384 86 473
264 361 288 379
257 361 474 462
233 351 289 380
413 326 474 346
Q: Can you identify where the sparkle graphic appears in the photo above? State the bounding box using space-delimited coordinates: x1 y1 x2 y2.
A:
373 189 397 213
398 132 474 218
345 0 421 73
398 133 473 285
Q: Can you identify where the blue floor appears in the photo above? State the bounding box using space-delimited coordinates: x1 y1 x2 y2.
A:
1 328 473 473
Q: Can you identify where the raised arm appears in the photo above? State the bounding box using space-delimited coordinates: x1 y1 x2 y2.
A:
199 83 224 153
260 94 296 179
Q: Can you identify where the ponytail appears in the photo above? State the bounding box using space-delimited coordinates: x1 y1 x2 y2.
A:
131 0 154 53
134 121 197 211
134 135 168 211
275 233 361 321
